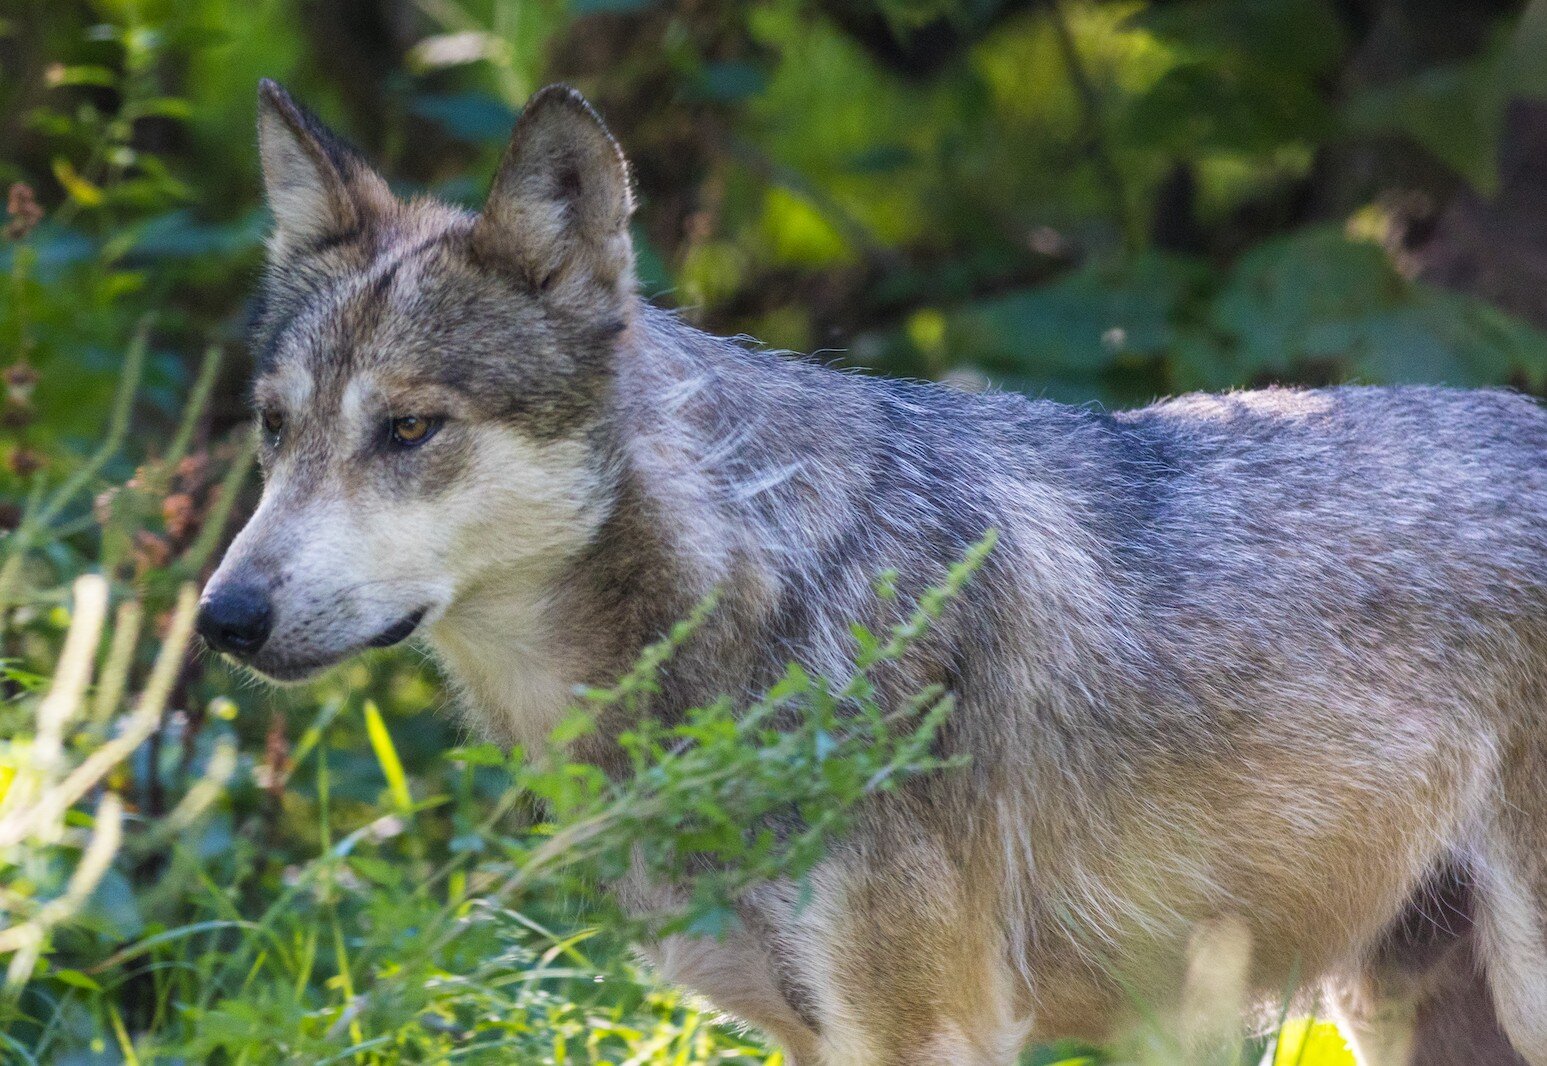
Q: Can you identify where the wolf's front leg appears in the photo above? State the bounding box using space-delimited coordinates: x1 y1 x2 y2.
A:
796 845 1031 1066
653 841 1030 1064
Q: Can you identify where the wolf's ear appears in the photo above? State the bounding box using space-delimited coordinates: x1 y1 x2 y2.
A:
257 79 392 254
473 85 635 310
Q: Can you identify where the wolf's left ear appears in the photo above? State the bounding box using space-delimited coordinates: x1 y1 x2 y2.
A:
474 86 635 311
257 79 392 255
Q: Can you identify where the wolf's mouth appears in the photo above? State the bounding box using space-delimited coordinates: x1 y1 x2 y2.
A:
366 607 428 649
244 607 430 683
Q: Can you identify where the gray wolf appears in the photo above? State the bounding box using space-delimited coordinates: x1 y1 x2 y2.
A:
198 79 1547 1065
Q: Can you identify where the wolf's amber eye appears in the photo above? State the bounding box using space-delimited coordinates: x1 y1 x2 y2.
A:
389 415 439 447
260 410 283 437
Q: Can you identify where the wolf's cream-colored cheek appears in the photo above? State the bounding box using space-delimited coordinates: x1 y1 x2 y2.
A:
428 428 608 585
273 496 430 593
407 429 607 751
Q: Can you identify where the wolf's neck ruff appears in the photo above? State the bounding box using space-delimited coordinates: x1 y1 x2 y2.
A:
434 294 1145 800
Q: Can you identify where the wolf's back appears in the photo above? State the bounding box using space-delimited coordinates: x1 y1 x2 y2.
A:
1045 385 1547 725
1091 385 1547 601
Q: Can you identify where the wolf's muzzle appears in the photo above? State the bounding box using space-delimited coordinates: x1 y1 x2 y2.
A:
196 583 274 657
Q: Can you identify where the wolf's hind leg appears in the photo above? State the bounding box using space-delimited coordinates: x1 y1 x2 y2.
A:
1408 952 1527 1065
1334 997 1416 1066
1336 860 1527 1065
1334 970 1524 1066
1473 801 1547 1064
1473 858 1547 1062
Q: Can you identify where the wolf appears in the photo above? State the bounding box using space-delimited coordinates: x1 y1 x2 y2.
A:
197 79 1547 1065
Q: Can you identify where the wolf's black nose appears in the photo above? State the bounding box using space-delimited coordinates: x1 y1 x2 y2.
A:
196 583 273 656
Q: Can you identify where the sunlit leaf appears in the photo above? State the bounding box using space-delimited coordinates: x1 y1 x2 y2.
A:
1272 1017 1355 1065
45 63 118 88
406 31 502 73
51 158 105 207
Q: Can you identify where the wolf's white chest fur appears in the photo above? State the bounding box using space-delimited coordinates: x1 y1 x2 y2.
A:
423 588 576 753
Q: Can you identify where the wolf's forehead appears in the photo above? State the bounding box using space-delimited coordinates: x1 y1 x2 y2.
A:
260 234 469 383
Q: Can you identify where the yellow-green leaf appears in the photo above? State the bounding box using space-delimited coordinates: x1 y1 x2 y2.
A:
1273 1017 1355 1065
363 699 412 813
51 159 105 207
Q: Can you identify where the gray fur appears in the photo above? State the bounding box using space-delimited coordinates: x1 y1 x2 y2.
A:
203 81 1547 1065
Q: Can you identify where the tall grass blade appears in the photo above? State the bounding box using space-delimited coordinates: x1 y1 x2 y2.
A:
364 699 413 814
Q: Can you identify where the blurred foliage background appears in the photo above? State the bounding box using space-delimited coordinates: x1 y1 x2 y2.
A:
3 0 1547 1061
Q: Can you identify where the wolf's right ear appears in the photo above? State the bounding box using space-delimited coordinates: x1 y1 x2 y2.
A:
257 79 392 255
473 85 635 313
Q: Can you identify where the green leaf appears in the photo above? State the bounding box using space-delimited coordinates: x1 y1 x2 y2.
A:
1503 0 1547 101
549 711 597 746
128 209 266 259
1121 62 1332 157
51 968 103 992
1204 227 1401 380
571 0 657 13
408 92 518 142
1140 0 1347 81
945 252 1207 379
1190 227 1547 388
128 96 194 121
1344 61 1502 193
51 159 105 207
82 868 144 940
46 64 118 88
697 61 768 103
1351 288 1547 386
449 742 507 767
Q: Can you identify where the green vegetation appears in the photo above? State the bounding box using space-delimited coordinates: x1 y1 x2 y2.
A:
3 0 1546 1061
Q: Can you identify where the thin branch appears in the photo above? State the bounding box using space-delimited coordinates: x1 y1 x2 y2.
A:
1047 0 1137 249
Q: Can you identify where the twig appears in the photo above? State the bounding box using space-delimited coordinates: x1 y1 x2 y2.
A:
160 344 223 486
0 794 123 991
89 600 143 731
1047 0 1136 249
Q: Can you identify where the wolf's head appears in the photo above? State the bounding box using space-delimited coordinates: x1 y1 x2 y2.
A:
197 81 635 682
